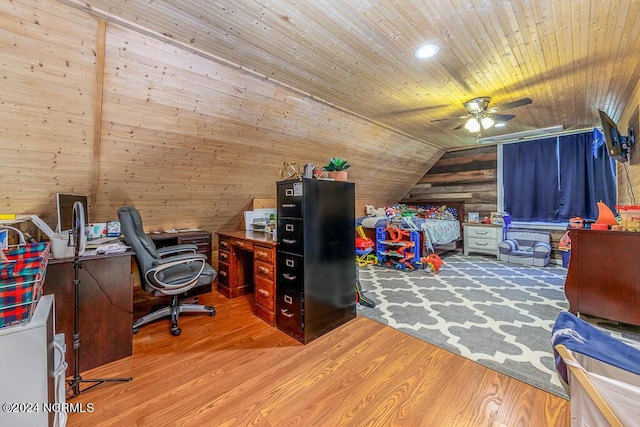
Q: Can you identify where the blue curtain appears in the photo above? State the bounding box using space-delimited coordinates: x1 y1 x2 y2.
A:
503 137 559 221
503 132 617 222
558 133 617 220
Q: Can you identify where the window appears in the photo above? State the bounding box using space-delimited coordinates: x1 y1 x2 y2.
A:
499 131 616 223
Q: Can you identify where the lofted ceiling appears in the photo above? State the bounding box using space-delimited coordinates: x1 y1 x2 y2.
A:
63 0 640 150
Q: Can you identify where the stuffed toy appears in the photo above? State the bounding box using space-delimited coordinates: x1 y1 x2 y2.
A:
365 205 387 217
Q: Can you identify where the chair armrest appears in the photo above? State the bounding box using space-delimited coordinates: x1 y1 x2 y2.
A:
533 242 552 256
156 244 198 257
153 252 207 266
498 239 518 254
147 254 208 295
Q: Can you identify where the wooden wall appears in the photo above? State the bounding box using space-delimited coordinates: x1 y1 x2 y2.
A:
1 0 442 237
617 76 640 206
402 145 497 220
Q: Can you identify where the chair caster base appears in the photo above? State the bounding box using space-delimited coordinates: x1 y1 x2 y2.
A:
133 327 139 334
171 327 181 336
206 306 216 316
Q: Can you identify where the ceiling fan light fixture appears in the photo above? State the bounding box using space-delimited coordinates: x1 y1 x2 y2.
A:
463 97 491 114
494 122 506 128
465 117 481 132
414 44 439 59
481 116 495 129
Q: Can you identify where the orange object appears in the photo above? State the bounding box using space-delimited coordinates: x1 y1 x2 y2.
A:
421 253 444 274
595 201 617 226
385 222 410 242
355 237 374 251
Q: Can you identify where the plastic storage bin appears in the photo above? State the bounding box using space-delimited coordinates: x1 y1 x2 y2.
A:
616 205 640 232
0 241 51 328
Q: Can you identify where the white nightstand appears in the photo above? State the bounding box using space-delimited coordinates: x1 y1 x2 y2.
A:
463 223 503 258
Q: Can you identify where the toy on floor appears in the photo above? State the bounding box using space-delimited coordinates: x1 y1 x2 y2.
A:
355 225 377 266
354 228 376 308
419 253 444 274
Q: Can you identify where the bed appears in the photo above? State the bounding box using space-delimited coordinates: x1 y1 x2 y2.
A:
357 202 465 256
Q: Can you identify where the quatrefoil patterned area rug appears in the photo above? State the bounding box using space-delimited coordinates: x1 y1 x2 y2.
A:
356 253 571 398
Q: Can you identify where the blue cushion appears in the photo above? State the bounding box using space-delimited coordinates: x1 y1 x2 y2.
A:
552 311 640 384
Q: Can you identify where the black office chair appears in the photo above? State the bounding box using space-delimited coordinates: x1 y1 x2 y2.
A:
118 206 216 336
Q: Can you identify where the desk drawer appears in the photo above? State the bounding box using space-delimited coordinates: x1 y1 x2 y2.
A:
255 260 274 280
219 237 230 251
218 249 230 263
217 261 230 287
255 275 275 311
231 238 254 252
254 244 274 263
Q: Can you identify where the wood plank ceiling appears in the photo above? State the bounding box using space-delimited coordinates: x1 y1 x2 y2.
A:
62 0 640 150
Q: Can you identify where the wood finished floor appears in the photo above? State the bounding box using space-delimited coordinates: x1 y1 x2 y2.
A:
65 290 570 426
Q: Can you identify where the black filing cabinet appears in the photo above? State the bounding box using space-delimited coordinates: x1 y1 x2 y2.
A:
276 179 356 344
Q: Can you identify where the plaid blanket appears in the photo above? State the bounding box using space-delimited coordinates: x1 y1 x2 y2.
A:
0 242 50 328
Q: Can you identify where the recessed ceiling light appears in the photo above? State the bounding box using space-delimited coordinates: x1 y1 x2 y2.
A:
414 44 439 59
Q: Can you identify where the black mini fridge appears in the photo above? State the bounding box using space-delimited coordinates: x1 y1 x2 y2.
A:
276 178 356 344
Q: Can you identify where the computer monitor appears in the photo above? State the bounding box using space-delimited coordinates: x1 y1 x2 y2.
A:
56 193 89 233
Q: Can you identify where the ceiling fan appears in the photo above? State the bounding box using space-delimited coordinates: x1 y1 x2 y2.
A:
432 96 533 138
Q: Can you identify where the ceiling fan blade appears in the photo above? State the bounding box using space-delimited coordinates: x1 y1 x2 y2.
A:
493 97 532 111
486 113 516 122
453 122 466 130
431 114 470 123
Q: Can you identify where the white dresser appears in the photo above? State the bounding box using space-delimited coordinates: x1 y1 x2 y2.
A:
463 223 503 258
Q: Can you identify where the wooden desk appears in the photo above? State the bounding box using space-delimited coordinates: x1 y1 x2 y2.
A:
564 229 640 326
44 251 134 375
216 230 277 325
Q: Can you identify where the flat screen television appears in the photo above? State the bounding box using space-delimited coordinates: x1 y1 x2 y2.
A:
56 193 89 233
598 109 629 162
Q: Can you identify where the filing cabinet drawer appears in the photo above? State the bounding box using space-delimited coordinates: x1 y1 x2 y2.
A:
255 275 275 311
255 260 274 280
217 261 230 287
277 182 303 217
231 238 254 252
276 289 303 341
277 218 303 254
277 253 304 292
254 244 274 263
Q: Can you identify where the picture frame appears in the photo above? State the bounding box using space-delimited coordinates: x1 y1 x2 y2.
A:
490 212 504 225
106 220 121 237
467 212 480 223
